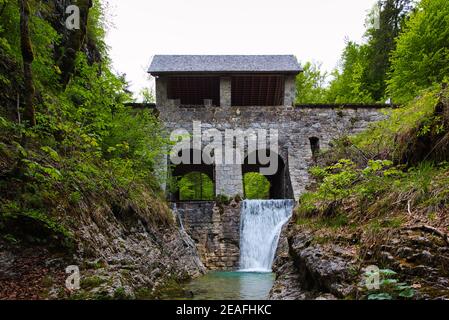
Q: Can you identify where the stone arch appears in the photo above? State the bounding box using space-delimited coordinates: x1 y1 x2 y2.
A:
169 149 215 201
241 149 293 199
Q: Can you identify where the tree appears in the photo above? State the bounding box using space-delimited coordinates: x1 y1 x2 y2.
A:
326 41 373 103
179 172 214 201
295 62 328 104
325 0 414 104
387 0 449 103
18 0 35 126
139 87 156 103
56 0 93 87
363 0 414 101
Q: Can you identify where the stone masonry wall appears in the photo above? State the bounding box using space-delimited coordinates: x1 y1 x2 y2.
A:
215 164 244 197
220 77 232 107
283 75 296 107
159 75 388 271
155 76 388 200
159 103 387 200
175 200 241 270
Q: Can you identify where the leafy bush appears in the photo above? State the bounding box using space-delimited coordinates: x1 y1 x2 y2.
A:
364 269 415 300
298 159 403 219
243 172 270 199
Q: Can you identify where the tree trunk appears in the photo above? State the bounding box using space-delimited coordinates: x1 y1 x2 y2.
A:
18 0 36 127
57 0 93 87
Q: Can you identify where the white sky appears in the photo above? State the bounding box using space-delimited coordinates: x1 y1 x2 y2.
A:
104 0 378 97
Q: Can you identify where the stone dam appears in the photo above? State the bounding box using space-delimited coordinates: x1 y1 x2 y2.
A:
144 55 390 270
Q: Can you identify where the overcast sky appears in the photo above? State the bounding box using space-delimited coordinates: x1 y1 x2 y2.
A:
104 0 378 97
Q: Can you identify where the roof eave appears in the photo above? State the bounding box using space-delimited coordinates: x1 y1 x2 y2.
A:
148 70 303 76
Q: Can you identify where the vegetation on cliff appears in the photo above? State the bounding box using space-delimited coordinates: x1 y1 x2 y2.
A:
293 86 449 299
291 0 449 299
0 0 171 246
296 0 449 240
0 1 199 299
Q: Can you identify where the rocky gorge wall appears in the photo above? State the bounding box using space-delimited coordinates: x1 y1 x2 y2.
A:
269 221 449 300
0 197 206 300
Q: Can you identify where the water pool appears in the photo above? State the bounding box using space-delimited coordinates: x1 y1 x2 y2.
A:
164 271 275 300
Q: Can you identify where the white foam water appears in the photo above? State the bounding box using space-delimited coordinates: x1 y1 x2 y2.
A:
239 199 295 272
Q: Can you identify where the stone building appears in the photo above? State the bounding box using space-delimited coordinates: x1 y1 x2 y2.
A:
148 55 388 269
148 55 386 201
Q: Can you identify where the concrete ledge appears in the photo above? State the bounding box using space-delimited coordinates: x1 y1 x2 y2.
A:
153 103 397 111
124 102 157 109
295 103 398 109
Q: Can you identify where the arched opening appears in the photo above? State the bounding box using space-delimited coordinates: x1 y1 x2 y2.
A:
178 172 214 201
169 149 215 201
242 150 293 199
243 172 270 199
309 137 320 157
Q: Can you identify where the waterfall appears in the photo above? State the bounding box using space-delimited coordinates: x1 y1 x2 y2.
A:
171 203 185 231
239 199 295 272
170 203 196 250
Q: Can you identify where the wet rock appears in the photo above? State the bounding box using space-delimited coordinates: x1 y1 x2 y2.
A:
315 293 337 300
269 261 307 300
270 221 449 300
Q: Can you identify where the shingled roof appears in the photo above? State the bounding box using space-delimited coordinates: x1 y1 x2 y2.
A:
148 55 302 75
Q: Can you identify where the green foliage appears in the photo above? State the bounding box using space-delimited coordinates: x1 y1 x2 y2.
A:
297 87 449 225
298 159 402 218
326 42 374 103
362 0 414 101
178 172 214 201
243 172 270 199
295 62 329 104
139 87 156 103
293 0 415 104
388 0 449 103
350 88 439 156
87 0 107 54
308 159 358 202
0 0 60 91
103 109 168 177
215 194 232 206
0 0 172 247
364 269 415 300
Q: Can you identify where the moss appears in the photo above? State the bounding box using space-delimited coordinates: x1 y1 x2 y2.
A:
150 277 186 300
215 194 232 206
134 287 153 300
113 287 132 300
80 276 107 290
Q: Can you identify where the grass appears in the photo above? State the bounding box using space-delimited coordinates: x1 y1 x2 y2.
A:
294 87 449 267
81 276 107 290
